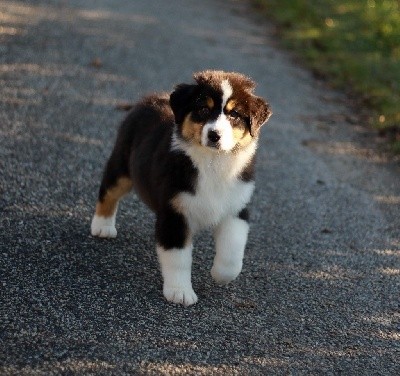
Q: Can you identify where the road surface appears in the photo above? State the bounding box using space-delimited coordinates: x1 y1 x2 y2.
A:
1 0 399 374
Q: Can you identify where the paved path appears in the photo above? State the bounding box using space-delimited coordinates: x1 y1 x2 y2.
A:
1 0 399 374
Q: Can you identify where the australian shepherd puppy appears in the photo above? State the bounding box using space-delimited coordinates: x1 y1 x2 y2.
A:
91 70 272 306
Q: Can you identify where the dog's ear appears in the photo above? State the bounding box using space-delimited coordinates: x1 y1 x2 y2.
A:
170 84 198 125
249 96 272 137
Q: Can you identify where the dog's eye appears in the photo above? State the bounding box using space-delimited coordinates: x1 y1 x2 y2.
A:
197 106 210 116
229 110 241 119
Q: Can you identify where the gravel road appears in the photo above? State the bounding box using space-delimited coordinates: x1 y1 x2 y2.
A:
1 0 399 374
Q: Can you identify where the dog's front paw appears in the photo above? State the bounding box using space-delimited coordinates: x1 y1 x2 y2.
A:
91 215 117 238
163 285 198 306
211 262 241 286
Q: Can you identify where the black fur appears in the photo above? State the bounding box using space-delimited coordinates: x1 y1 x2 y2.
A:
97 94 198 249
156 206 188 249
238 208 250 221
170 83 224 134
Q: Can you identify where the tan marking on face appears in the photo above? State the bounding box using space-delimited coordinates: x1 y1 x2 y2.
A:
96 177 133 217
206 96 214 109
232 125 253 149
181 114 203 145
225 99 237 112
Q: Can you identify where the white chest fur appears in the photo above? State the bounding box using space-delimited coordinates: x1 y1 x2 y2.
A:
172 138 257 232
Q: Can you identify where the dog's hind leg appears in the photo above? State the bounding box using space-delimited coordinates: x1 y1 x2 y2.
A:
91 154 133 238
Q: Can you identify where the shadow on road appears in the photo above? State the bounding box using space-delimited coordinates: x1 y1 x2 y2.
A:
1 0 399 374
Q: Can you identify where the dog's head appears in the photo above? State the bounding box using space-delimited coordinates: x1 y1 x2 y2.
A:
170 70 272 152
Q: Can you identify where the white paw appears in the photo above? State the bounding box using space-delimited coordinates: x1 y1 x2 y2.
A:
91 214 117 238
163 285 198 306
211 263 241 285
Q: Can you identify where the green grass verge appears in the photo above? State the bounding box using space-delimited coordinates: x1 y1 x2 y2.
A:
254 0 400 151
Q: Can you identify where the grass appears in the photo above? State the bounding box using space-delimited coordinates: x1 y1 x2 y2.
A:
254 0 400 152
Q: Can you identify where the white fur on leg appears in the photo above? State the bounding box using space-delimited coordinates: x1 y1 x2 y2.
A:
211 216 249 285
157 244 198 306
91 211 117 238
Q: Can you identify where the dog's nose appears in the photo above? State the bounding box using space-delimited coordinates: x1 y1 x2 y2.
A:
208 130 221 143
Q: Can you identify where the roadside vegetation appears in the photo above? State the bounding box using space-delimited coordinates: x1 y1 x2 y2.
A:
254 0 400 153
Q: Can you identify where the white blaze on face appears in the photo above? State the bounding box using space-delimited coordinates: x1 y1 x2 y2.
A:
201 80 236 151
221 79 233 105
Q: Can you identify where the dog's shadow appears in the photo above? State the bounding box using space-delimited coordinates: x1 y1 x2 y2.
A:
44 208 218 304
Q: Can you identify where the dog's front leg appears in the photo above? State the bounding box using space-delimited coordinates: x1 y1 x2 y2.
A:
211 215 249 285
156 209 198 306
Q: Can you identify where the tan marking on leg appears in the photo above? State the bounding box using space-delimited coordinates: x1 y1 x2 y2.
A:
96 177 133 217
181 114 203 145
170 195 184 215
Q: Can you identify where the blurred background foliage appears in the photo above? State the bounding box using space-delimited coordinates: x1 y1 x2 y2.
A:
254 0 400 152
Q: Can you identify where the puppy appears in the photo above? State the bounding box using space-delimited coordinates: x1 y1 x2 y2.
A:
91 70 272 306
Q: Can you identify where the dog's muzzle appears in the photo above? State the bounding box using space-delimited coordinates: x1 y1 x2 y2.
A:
207 130 221 148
